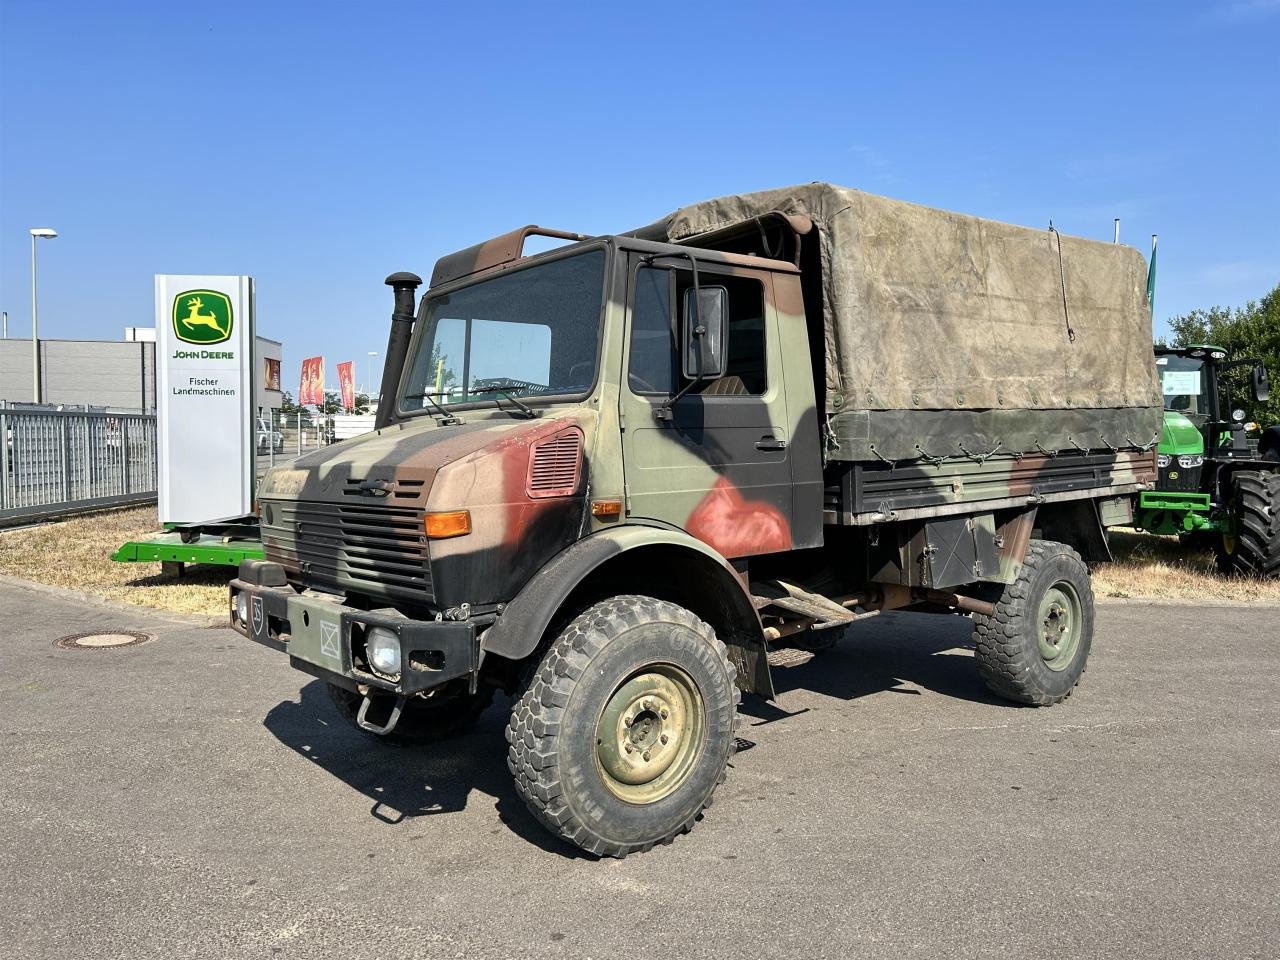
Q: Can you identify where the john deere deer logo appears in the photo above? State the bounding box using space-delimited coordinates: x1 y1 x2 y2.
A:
172 290 233 345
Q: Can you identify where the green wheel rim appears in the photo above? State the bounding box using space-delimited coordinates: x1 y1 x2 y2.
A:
594 663 706 805
1036 582 1083 672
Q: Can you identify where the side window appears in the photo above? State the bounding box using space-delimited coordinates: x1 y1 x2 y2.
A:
628 266 766 397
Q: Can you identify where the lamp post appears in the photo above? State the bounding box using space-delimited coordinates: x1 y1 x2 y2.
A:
367 351 378 398
29 227 57 403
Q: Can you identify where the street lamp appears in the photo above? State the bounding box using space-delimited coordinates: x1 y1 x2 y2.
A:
367 351 378 398
30 227 57 404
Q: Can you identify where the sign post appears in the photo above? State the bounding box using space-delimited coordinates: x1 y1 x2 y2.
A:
155 275 255 524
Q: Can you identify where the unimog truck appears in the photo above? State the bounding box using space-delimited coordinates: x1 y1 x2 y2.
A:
1133 345 1278 575
231 183 1161 856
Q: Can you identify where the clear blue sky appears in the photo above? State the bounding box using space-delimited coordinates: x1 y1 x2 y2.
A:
2 0 1277 396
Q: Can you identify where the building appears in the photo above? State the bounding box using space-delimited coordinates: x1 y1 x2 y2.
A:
0 329 283 413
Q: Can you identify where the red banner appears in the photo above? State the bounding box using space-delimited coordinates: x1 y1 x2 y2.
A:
299 356 325 406
337 360 356 412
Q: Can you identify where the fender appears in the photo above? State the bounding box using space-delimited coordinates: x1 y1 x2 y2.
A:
480 524 775 698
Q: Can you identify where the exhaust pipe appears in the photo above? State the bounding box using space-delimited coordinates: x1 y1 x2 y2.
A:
376 271 423 430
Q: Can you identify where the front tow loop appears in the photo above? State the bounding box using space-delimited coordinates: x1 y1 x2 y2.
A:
355 692 407 735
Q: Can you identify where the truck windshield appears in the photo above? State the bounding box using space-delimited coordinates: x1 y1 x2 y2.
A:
1158 355 1209 424
400 248 605 412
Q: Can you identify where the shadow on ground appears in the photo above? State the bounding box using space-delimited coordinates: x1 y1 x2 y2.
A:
262 680 588 858
262 610 1005 853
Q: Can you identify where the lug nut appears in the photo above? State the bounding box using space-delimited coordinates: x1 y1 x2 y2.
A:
660 708 669 719
660 734 669 745
623 715 633 727
643 699 654 711
642 751 651 761
624 743 634 754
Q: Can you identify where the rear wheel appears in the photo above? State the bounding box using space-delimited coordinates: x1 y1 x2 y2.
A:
326 679 493 746
971 540 1094 706
1216 471 1280 579
506 595 739 858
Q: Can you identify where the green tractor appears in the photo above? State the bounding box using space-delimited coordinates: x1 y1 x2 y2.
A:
1134 344 1279 576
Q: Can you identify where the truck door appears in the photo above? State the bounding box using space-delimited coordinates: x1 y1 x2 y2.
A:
619 254 803 558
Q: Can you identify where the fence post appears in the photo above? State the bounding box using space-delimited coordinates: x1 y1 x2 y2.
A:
59 416 70 503
122 418 132 493
0 410 8 512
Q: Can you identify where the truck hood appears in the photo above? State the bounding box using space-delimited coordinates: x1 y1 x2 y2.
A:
258 416 537 507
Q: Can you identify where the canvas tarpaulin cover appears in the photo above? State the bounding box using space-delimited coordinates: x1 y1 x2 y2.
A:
645 183 1162 462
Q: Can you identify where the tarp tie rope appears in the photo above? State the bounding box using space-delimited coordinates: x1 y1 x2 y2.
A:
1068 435 1089 454
1048 222 1077 343
868 444 898 469
914 443 947 466
1033 440 1059 459
957 440 1002 463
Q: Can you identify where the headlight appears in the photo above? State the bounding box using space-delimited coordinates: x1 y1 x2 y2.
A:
235 591 249 625
1157 454 1171 468
366 626 401 676
1178 455 1204 468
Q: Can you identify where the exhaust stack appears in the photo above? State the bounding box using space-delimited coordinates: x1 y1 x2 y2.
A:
376 271 423 430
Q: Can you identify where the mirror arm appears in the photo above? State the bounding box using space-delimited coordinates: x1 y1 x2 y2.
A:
643 252 704 422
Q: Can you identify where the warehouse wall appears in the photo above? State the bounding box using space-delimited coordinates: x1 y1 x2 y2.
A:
0 338 155 411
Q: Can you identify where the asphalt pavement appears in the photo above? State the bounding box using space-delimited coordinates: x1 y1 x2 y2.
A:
1 578 1277 959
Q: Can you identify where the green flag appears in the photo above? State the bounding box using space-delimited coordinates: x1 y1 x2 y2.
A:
1147 234 1158 318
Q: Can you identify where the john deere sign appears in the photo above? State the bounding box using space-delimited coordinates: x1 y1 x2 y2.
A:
172 289 234 345
155 275 255 524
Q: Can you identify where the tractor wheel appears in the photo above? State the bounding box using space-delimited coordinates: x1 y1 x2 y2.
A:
326 680 493 746
971 539 1093 706
1216 471 1280 579
506 595 739 858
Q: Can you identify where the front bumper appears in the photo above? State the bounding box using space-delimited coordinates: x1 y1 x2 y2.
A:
228 559 477 696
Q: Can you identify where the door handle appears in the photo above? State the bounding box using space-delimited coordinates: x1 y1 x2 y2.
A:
755 436 787 451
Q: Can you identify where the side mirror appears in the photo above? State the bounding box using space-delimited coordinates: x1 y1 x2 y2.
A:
1252 364 1270 403
681 285 728 381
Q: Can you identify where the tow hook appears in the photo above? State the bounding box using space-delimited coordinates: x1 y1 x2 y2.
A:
355 692 406 736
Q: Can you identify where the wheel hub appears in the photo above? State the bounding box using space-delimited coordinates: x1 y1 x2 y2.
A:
1037 584 1082 672
595 665 705 804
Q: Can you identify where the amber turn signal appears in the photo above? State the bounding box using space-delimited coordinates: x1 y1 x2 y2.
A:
591 499 623 519
424 510 472 539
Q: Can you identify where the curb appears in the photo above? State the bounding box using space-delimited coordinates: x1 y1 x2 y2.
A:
0 573 228 628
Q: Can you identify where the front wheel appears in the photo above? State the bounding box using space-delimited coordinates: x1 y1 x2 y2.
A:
971 539 1094 706
506 595 739 858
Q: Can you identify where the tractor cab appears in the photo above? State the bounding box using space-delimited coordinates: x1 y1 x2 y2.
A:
1155 345 1269 466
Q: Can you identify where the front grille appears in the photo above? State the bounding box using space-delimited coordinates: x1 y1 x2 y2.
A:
265 500 432 604
1158 464 1202 493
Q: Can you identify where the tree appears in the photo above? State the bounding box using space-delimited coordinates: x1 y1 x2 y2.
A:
1166 281 1280 427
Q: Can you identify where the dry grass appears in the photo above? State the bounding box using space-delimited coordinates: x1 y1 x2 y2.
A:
2 508 1277 617
1094 530 1280 602
0 506 230 618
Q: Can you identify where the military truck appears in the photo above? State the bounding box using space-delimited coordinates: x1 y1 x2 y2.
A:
230 183 1161 857
1133 344 1278 575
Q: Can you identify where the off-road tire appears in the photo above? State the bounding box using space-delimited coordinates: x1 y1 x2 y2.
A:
1217 471 1280 579
971 539 1094 706
506 595 739 858
326 680 493 747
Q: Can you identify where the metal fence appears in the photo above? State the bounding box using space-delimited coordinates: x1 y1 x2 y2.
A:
1 405 157 523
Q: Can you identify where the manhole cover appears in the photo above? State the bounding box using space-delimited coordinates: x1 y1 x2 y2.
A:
54 631 154 650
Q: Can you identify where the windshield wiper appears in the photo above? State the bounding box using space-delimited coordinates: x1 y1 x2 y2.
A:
402 392 463 426
491 391 537 418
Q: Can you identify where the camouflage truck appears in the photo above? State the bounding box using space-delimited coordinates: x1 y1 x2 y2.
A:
230 183 1161 857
